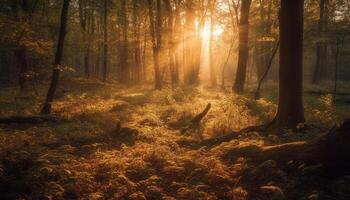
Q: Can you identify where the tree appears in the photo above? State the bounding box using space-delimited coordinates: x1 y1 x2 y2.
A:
209 0 217 87
119 0 130 83
78 0 92 77
233 0 251 93
41 0 70 114
312 0 329 84
147 0 163 90
103 0 108 81
131 0 142 83
164 0 179 86
272 0 305 128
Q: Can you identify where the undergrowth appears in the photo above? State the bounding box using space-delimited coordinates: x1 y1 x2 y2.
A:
0 78 349 199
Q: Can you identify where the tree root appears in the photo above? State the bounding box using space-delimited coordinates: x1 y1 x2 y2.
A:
223 119 350 174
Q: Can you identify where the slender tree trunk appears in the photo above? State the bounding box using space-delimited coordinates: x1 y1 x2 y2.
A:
103 0 108 81
209 0 217 87
85 35 91 76
233 0 251 93
132 0 142 84
184 2 200 86
272 0 305 128
78 0 90 77
312 0 329 84
155 0 162 89
147 0 162 90
164 0 178 86
255 41 279 99
119 0 129 83
14 48 29 90
41 0 70 114
142 28 147 82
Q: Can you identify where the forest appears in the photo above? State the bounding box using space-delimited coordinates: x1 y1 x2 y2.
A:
0 0 350 199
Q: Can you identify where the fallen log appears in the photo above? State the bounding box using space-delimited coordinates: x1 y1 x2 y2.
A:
223 119 350 174
177 131 240 149
0 115 59 124
199 131 240 147
191 103 211 124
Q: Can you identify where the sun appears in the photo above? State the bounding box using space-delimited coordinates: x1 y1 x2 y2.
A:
201 23 224 39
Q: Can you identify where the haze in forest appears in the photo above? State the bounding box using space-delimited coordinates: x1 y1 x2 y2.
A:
0 0 350 199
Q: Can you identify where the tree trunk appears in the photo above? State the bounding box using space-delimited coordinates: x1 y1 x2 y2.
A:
233 0 251 93
14 48 29 90
164 0 178 86
184 1 201 86
103 0 108 81
132 0 142 84
119 0 129 84
272 0 305 128
209 0 217 87
78 0 90 77
312 0 329 84
41 0 70 114
155 0 162 89
148 0 162 90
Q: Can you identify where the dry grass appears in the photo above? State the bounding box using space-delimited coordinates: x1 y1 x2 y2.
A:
0 78 349 199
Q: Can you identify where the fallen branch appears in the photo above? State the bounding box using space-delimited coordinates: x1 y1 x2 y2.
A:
177 131 240 149
191 103 211 124
199 131 240 147
0 115 60 124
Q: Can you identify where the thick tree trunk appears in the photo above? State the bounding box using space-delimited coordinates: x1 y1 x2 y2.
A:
233 0 251 93
272 0 305 128
41 0 70 114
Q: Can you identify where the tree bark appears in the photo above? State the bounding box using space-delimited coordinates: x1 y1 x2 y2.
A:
312 0 329 84
148 0 162 90
132 0 142 84
14 48 29 90
119 0 129 83
41 0 70 114
103 0 108 81
164 0 178 86
271 0 305 128
233 0 251 93
209 0 217 87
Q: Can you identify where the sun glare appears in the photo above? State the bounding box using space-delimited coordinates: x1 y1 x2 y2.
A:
201 24 224 39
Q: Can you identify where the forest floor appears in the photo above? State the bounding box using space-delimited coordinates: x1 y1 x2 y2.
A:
1 77 350 200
